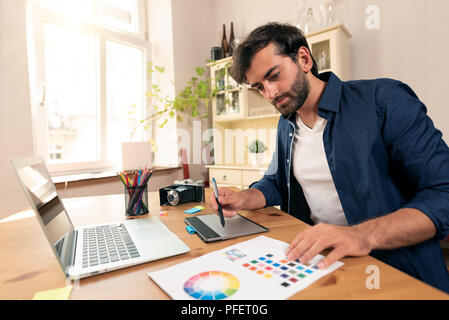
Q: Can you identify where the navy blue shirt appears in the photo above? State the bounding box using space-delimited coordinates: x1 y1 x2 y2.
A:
251 72 449 293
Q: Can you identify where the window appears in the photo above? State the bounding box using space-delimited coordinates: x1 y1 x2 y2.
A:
27 0 150 174
44 23 98 163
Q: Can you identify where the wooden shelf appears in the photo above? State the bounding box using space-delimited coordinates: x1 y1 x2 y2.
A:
305 23 352 39
214 113 280 123
206 164 267 171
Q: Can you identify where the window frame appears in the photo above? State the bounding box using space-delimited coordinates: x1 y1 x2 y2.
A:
27 1 151 175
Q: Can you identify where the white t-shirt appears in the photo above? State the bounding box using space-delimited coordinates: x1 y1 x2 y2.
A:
292 114 348 226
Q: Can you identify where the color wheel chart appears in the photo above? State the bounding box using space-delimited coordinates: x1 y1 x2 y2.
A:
183 271 239 300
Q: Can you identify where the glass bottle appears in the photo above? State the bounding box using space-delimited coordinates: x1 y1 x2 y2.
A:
319 0 336 28
295 0 308 31
221 24 229 58
327 0 336 26
319 0 327 28
304 7 318 34
229 22 235 56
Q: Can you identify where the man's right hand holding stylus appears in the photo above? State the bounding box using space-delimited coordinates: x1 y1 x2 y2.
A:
209 187 244 218
209 187 267 218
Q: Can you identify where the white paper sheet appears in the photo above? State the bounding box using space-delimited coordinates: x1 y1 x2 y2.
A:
147 235 343 300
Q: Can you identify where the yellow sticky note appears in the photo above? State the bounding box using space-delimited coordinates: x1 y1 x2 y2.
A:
194 206 204 210
33 285 73 300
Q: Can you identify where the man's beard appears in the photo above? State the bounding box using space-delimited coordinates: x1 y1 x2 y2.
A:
271 67 310 117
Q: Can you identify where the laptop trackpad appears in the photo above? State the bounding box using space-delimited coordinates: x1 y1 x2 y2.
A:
125 217 163 230
126 218 188 257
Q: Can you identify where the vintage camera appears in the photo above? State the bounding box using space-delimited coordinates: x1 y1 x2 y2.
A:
159 179 205 206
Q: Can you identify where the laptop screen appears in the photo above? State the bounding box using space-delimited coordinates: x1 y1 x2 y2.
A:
11 157 75 275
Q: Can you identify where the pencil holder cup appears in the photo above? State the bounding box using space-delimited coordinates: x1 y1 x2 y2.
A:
125 184 149 216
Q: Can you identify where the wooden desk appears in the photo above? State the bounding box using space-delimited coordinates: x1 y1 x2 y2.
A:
1 190 448 300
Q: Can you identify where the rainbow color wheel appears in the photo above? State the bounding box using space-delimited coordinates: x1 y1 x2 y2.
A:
183 271 239 300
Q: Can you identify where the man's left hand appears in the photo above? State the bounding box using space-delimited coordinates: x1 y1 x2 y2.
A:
286 223 372 269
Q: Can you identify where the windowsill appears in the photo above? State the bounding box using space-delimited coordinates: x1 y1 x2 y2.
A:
51 166 181 184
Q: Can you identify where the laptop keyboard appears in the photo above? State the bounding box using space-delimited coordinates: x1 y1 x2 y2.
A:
82 224 140 268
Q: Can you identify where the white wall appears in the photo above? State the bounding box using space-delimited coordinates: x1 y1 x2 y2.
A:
0 0 35 219
0 0 2 72
0 1 3 112
344 0 449 142
214 0 298 34
170 0 217 183
148 0 217 185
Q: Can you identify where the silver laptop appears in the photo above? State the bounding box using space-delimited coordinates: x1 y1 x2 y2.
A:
10 156 190 280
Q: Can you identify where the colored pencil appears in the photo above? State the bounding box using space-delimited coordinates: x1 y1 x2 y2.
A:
118 168 154 215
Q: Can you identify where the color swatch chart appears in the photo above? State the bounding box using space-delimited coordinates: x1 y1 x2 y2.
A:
241 253 320 289
148 236 343 300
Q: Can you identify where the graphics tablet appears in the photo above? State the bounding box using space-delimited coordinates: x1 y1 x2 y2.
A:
184 214 268 242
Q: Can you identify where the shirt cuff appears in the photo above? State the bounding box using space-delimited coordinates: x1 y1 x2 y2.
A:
401 192 449 240
249 178 282 208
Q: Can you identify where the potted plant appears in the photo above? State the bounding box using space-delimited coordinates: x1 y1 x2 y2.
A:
122 63 217 170
247 139 267 167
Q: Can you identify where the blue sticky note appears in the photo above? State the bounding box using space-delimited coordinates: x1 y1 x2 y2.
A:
186 225 196 234
184 208 201 214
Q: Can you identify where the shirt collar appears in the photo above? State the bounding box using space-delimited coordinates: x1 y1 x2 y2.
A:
285 71 342 123
317 71 342 113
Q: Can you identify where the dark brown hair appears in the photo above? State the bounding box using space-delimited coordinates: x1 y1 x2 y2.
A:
230 22 319 84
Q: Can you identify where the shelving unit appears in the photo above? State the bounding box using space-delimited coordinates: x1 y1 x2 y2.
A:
306 24 352 81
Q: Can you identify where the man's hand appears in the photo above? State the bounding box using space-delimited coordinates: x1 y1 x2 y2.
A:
209 187 267 218
286 209 437 269
209 187 245 218
286 223 372 269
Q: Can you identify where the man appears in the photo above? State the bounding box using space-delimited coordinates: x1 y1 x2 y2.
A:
209 22 449 293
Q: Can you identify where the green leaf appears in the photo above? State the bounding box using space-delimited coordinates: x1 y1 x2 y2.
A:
155 66 165 73
247 139 267 153
196 67 205 76
130 62 214 135
158 118 168 128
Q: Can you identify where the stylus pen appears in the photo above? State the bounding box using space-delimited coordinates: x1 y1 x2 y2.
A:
211 178 225 227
